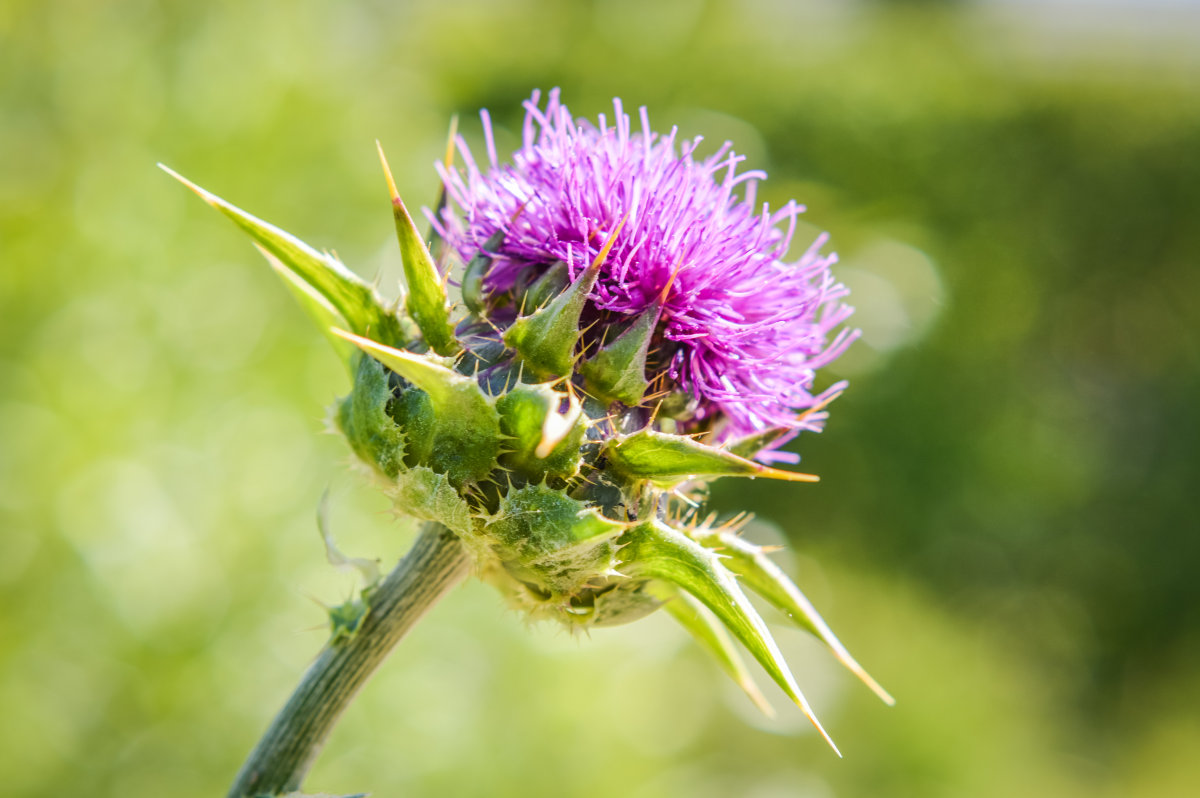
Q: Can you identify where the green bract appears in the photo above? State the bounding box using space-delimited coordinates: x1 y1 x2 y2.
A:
161 152 891 755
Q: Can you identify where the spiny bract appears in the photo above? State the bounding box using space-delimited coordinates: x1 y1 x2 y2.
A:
161 91 890 754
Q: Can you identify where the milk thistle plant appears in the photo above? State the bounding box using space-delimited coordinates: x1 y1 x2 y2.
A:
164 89 891 798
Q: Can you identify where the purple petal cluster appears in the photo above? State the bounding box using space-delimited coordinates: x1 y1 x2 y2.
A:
432 89 858 460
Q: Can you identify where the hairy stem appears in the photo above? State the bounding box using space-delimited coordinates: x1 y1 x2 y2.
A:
228 523 470 797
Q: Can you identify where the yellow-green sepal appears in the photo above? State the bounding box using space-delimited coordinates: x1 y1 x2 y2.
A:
257 244 358 366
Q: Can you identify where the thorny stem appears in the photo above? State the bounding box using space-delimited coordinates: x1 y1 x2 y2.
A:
227 523 470 797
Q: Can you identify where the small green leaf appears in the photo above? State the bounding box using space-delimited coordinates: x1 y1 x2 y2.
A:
328 597 368 644
377 143 460 356
620 520 840 755
659 585 774 716
604 429 819 488
159 164 405 348
489 484 627 552
699 528 894 706
335 330 501 486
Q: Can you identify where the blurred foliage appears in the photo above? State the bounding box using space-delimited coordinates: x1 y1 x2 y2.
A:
2 1 1198 797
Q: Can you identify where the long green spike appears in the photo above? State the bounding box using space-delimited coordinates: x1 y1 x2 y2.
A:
621 520 841 755
605 430 820 488
658 585 774 717
159 164 405 348
504 218 626 379
376 143 461 357
254 244 356 366
701 529 895 706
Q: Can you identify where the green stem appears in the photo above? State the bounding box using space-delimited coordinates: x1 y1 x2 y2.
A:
228 523 470 797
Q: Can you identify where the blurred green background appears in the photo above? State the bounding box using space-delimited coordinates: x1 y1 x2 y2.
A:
3 0 1199 796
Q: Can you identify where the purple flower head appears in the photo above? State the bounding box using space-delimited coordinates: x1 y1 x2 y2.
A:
432 89 858 462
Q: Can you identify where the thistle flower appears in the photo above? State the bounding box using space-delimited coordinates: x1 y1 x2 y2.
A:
162 91 889 768
433 89 859 459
